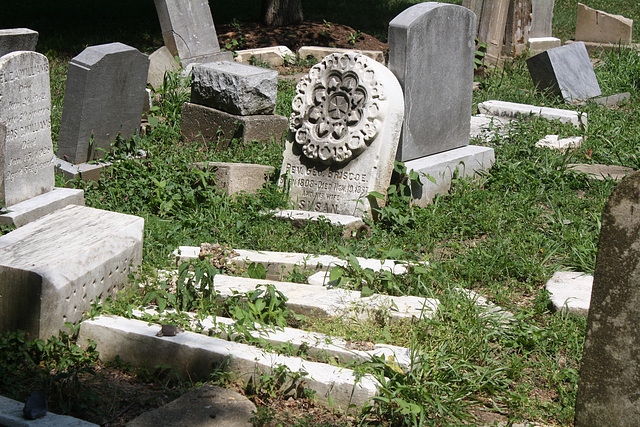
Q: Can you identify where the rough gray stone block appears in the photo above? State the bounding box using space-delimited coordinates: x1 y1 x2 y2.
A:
0 28 38 57
192 161 274 195
526 42 601 102
389 3 475 161
180 102 287 145
0 205 144 339
190 61 278 115
57 43 149 164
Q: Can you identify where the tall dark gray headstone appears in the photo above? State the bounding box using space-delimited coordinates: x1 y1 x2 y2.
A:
0 28 39 58
526 42 601 102
389 3 476 161
0 51 54 206
153 0 233 66
57 43 150 164
575 170 640 426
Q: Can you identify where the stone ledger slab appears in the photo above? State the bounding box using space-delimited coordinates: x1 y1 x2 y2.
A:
57 43 150 164
191 61 278 115
191 161 274 195
0 205 144 339
574 170 640 425
181 102 288 145
0 28 38 57
235 46 294 67
389 3 475 161
405 145 496 207
79 316 379 413
478 100 587 128
0 394 98 427
279 52 404 218
0 51 54 206
126 385 255 427
153 0 233 66
575 3 633 44
526 42 601 102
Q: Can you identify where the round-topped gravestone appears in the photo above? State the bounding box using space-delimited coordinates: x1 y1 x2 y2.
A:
279 52 404 218
0 51 54 207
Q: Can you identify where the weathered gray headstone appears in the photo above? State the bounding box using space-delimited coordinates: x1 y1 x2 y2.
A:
279 52 404 218
147 46 180 91
574 170 640 426
0 28 38 57
526 42 601 102
57 43 150 164
531 0 555 38
191 61 278 115
463 0 510 63
502 0 532 56
0 51 54 207
575 3 633 44
389 3 476 161
153 0 233 66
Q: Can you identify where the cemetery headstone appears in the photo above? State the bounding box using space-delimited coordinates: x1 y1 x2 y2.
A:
0 51 54 207
147 46 180 91
57 43 150 164
530 0 554 38
0 28 38 57
279 52 404 218
462 0 510 63
153 0 233 66
575 3 633 45
526 42 601 102
502 0 532 56
389 2 476 161
574 170 640 426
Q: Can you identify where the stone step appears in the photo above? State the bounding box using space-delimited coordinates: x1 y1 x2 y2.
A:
78 316 379 413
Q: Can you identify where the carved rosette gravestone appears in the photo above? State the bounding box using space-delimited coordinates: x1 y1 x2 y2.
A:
279 53 404 217
574 170 640 426
0 51 53 207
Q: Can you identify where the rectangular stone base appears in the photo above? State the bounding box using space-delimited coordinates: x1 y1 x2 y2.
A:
405 145 495 207
0 187 85 227
273 209 365 239
191 161 275 195
0 204 144 339
55 157 112 182
181 102 288 145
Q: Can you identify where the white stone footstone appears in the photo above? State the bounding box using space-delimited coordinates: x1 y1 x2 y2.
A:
0 205 144 339
78 316 379 413
478 100 587 128
545 271 593 315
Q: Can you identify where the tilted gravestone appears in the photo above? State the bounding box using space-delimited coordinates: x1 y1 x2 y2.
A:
279 52 404 218
0 28 39 57
57 43 150 164
575 3 633 45
574 170 640 426
0 51 54 207
526 42 601 102
153 0 232 66
389 2 476 161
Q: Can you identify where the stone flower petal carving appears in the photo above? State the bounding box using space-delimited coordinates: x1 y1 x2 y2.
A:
290 53 383 165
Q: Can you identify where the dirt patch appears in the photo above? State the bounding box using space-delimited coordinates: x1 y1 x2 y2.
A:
218 20 389 53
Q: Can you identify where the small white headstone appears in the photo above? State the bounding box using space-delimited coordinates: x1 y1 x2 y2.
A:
279 53 404 218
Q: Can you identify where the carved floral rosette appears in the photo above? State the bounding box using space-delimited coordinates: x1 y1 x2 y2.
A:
289 53 385 165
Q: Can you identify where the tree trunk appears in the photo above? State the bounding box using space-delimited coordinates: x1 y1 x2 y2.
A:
261 0 303 27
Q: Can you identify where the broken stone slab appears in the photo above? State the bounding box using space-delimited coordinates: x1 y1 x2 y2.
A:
0 187 84 227
191 162 274 195
0 204 144 339
469 114 513 140
567 163 634 181
0 394 98 427
528 36 561 54
234 46 294 67
0 28 38 57
575 3 633 45
404 145 496 207
526 42 601 102
190 61 278 116
545 271 593 315
272 210 365 239
213 275 438 321
126 385 255 427
54 157 113 182
78 316 379 413
174 246 411 280
180 102 287 145
535 135 583 151
297 46 386 64
577 92 631 107
147 46 180 91
477 100 587 128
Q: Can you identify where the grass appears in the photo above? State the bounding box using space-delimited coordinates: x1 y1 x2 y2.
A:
2 0 640 425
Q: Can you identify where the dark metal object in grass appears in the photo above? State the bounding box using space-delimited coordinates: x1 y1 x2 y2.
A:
23 389 47 420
